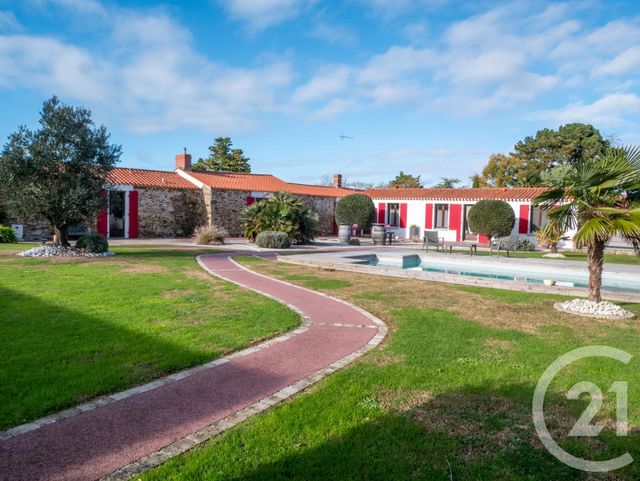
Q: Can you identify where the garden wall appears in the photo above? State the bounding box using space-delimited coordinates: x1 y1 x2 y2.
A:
137 188 206 238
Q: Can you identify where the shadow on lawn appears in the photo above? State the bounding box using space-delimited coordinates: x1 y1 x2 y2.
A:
220 386 640 481
0 285 212 429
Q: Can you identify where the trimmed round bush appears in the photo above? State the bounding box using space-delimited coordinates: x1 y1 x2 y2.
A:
0 225 18 243
76 233 109 253
468 199 515 239
335 194 376 229
255 231 291 249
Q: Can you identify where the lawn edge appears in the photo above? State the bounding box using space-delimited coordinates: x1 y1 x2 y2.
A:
0 255 307 441
98 254 386 481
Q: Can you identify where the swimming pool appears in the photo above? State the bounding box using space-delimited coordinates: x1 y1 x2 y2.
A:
354 254 640 294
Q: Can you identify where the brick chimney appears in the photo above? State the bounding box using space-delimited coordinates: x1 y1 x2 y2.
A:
175 150 192 170
333 173 342 188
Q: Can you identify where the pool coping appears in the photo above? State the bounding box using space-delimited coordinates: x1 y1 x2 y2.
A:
277 252 640 303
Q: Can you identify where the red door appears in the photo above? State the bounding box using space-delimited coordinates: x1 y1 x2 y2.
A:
129 191 139 239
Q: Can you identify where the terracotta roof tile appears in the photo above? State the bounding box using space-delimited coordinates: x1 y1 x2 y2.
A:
365 187 547 201
185 171 354 198
107 168 198 190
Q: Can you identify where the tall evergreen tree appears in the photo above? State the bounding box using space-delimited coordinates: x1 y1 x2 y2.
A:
192 137 251 172
0 96 121 246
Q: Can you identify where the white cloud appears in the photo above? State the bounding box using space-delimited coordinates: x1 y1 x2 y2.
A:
0 10 292 133
534 94 640 127
594 46 640 76
293 66 351 103
309 21 356 46
0 11 22 31
26 0 107 16
310 98 354 121
0 35 109 100
219 0 314 30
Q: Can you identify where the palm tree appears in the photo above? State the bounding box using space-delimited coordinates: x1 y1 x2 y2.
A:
533 146 640 302
241 192 318 244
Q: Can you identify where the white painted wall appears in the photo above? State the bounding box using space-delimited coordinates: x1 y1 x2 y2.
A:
372 198 572 246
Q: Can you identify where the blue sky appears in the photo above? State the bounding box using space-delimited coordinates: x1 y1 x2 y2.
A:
1 0 639 185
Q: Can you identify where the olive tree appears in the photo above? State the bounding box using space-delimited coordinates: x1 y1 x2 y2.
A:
0 97 121 246
468 199 515 240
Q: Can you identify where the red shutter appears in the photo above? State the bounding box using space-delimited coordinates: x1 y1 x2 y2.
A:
399 203 408 228
478 234 490 246
97 189 108 236
519 204 529 234
449 204 462 242
246 196 255 205
425 203 433 229
129 191 139 239
377 203 386 223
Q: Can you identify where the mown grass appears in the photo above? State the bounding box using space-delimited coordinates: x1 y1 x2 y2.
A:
0 245 299 430
142 256 640 481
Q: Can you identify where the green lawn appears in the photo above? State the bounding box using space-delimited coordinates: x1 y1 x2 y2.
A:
142 257 640 481
0 245 299 430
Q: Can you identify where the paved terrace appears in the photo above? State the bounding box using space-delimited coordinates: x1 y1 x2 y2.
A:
0 253 386 481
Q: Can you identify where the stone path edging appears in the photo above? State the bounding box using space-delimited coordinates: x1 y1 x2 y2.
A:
1 253 387 481
100 255 387 481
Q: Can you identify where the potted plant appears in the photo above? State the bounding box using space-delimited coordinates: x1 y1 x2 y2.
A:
409 224 420 241
335 194 376 244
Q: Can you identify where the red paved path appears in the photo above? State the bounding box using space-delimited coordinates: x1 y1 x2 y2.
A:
0 254 380 481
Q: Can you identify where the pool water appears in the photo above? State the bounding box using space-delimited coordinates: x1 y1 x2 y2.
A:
357 257 639 294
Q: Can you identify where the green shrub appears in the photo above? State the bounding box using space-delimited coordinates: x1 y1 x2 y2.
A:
468 200 515 239
255 231 291 249
194 224 228 245
242 192 318 244
76 233 108 253
335 194 375 229
0 225 17 243
515 238 535 251
348 238 361 245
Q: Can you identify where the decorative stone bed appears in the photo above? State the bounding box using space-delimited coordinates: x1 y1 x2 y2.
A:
554 299 636 320
17 246 115 258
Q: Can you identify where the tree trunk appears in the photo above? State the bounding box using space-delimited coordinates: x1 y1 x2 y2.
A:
550 242 558 254
587 240 605 303
54 226 70 247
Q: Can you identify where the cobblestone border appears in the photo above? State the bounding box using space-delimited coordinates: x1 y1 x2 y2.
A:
99 254 386 481
0 258 312 443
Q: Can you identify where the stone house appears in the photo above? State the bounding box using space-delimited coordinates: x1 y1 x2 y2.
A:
13 153 353 241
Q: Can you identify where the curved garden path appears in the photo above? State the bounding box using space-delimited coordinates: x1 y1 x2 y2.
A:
0 253 386 481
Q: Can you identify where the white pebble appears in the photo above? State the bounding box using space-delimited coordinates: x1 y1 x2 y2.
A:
558 299 629 317
17 246 115 258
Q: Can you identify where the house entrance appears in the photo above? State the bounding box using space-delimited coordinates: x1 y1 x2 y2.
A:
109 191 125 238
462 204 477 241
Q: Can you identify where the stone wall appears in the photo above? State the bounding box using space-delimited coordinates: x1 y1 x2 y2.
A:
8 218 54 242
296 195 336 236
208 190 336 237
210 189 251 236
138 188 206 238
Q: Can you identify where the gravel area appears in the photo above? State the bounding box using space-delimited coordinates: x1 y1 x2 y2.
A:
17 246 115 258
554 299 635 319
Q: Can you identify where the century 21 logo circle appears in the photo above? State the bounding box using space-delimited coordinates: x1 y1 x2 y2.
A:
532 346 633 472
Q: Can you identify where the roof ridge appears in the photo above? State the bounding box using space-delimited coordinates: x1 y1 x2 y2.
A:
112 166 175 174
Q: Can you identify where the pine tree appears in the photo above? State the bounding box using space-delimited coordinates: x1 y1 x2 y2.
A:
192 137 251 172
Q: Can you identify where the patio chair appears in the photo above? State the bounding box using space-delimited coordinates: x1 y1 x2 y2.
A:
495 235 519 257
423 230 445 253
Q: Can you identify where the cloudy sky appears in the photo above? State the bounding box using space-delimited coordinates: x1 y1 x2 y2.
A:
1 0 639 185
